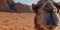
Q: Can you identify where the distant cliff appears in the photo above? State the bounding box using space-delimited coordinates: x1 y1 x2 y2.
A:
0 0 33 13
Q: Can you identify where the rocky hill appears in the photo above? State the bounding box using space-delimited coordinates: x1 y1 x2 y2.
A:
0 0 33 13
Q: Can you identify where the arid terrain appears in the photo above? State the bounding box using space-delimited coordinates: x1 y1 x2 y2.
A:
0 0 36 30
0 12 36 30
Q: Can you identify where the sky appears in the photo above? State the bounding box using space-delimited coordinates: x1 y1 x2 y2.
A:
13 0 60 5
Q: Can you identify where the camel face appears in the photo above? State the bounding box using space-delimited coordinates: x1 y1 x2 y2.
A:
31 0 60 30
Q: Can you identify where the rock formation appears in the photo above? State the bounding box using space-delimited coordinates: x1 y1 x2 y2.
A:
0 0 33 13
13 2 26 13
0 0 14 12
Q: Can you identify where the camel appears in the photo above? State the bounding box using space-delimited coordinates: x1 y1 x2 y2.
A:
31 0 60 30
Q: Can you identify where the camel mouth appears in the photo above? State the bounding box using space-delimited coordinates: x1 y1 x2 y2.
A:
40 13 59 26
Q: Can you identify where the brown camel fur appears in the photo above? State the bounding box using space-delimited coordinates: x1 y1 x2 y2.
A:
31 0 60 30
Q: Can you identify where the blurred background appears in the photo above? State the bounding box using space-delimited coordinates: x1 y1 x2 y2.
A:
13 0 60 5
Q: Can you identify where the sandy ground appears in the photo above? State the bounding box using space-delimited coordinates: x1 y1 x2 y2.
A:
0 12 60 30
0 12 36 30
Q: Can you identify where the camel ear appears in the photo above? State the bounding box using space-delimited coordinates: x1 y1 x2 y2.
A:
30 3 35 11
